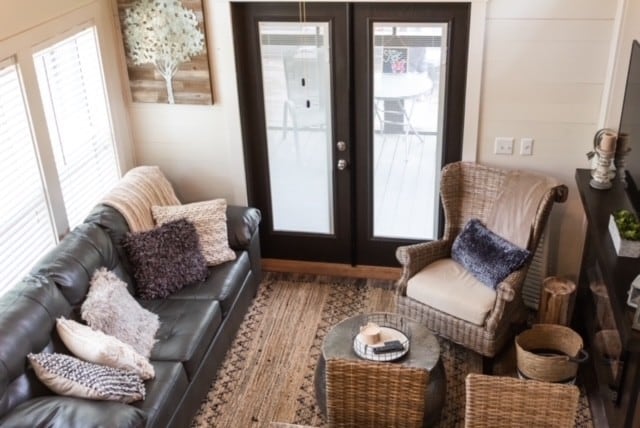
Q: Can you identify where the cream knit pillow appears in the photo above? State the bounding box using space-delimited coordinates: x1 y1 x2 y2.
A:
57 318 154 380
152 199 236 266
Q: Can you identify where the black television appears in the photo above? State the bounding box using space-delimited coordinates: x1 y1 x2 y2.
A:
620 40 640 213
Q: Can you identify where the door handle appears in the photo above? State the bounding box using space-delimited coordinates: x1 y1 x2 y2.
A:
337 159 348 170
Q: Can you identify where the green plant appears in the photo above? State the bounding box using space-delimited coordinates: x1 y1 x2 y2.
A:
614 209 640 241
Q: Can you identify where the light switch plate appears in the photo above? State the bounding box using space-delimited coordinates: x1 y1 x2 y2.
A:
495 137 514 155
520 138 534 156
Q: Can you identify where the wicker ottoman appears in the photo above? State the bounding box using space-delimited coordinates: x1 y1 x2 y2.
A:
314 313 445 427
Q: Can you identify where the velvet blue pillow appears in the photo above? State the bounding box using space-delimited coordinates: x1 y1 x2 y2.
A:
451 219 531 289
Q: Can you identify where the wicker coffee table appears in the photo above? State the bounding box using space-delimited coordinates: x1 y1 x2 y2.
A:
314 312 445 427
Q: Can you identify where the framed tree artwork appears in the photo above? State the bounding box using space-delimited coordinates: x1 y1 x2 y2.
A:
116 0 214 105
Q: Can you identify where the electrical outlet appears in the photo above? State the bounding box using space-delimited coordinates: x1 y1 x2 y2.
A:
520 138 534 156
494 137 514 155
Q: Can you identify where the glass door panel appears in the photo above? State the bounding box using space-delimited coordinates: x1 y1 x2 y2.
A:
259 22 334 234
371 22 447 240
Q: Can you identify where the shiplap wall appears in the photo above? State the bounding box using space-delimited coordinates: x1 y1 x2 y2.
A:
1 0 627 278
478 0 618 279
606 0 640 126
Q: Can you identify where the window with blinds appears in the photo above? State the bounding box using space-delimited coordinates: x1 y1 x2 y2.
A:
0 61 57 294
34 27 119 228
0 25 122 297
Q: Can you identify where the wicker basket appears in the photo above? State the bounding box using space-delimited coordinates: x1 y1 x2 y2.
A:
515 324 588 383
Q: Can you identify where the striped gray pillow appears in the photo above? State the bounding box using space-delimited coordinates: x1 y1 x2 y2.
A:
28 352 145 403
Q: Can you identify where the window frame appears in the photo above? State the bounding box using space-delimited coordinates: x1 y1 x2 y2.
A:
0 2 133 295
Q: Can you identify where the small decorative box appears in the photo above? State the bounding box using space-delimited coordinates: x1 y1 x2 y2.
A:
608 215 640 258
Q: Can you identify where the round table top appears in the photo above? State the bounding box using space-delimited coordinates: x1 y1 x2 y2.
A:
321 312 440 371
374 72 433 100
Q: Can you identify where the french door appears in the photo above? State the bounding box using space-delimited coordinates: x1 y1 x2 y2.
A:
232 2 469 266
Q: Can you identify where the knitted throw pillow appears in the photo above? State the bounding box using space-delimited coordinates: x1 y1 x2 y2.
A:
28 352 145 404
152 199 236 266
123 218 208 299
81 268 159 358
56 318 154 380
451 218 531 289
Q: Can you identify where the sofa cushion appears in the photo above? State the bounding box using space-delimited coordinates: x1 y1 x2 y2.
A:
56 318 154 380
407 258 497 326
0 396 146 428
27 353 145 404
169 251 250 316
30 223 121 306
141 299 222 380
133 361 188 428
0 277 71 415
152 199 237 266
81 268 159 358
84 204 136 290
123 219 208 299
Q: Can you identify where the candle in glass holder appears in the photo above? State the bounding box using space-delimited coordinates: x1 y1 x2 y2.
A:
600 132 617 152
359 322 381 345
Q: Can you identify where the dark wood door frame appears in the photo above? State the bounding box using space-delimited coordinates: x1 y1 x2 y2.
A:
232 2 352 262
353 2 470 265
232 2 469 266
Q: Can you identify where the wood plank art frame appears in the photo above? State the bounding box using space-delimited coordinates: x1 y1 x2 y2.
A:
116 0 214 105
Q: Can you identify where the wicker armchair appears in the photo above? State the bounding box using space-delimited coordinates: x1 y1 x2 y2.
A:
395 162 568 359
464 374 580 427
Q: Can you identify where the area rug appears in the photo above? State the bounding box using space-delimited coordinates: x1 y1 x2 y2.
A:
192 273 593 427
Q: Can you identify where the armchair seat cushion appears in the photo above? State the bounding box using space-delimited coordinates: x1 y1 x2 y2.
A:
406 258 497 326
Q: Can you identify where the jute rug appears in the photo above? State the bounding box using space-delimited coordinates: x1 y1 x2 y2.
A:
192 273 593 427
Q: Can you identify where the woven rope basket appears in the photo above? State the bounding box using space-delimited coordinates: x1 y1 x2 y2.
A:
515 324 588 383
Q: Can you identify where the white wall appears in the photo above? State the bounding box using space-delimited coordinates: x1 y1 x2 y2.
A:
477 0 618 279
130 0 624 277
127 0 484 205
605 0 640 127
128 1 247 204
0 0 92 41
5 0 637 277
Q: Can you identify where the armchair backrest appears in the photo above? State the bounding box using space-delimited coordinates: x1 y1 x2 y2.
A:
326 358 428 427
465 374 579 427
440 162 567 252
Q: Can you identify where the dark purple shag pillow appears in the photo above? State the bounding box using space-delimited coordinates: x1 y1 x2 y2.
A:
451 218 531 290
123 219 208 299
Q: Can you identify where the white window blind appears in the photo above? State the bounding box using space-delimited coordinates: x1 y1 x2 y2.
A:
0 61 57 295
34 27 119 228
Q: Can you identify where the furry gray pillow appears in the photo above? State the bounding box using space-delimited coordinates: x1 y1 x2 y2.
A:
123 218 208 300
81 268 159 358
28 352 145 404
451 218 531 289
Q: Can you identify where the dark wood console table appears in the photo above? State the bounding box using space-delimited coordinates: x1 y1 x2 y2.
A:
575 169 640 428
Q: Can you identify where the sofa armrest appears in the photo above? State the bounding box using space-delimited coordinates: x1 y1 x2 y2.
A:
226 205 261 250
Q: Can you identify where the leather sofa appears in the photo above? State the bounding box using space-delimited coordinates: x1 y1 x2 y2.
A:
0 203 261 428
